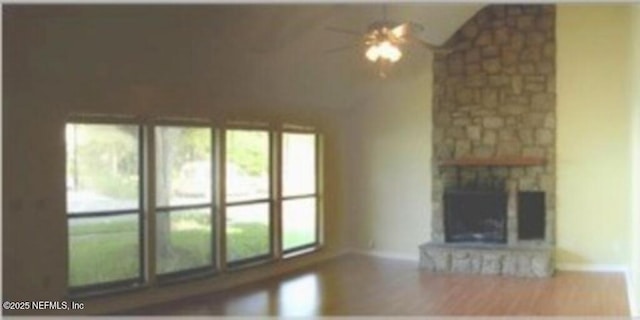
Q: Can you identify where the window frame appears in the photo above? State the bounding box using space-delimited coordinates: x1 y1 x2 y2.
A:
222 126 275 268
279 129 321 256
152 123 219 282
65 119 146 295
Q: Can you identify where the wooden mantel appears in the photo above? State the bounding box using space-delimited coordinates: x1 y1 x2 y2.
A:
439 156 546 167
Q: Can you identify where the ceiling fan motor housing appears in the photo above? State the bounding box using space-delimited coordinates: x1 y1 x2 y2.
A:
365 22 405 47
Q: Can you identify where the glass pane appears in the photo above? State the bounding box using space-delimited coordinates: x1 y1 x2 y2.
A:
226 203 270 263
155 126 212 207
68 214 140 287
65 123 139 212
282 133 316 197
156 208 213 275
282 198 317 251
225 130 269 202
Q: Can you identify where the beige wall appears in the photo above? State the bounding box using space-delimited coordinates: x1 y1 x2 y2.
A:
630 4 640 316
556 5 632 266
345 59 433 258
2 6 351 314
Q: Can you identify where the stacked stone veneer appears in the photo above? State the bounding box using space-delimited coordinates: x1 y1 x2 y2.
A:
421 5 556 277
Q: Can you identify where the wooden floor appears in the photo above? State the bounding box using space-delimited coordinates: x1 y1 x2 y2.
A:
130 254 629 316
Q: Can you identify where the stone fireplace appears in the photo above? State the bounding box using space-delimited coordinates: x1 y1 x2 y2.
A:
419 4 556 277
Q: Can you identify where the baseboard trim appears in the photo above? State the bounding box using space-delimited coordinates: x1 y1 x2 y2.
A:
555 263 627 272
626 269 639 317
330 248 353 259
352 249 419 262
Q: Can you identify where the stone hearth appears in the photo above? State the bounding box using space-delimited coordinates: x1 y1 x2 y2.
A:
420 243 553 277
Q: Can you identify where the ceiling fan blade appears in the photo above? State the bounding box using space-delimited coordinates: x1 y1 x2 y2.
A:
325 44 358 54
391 23 410 39
325 26 362 36
392 22 425 37
415 38 453 54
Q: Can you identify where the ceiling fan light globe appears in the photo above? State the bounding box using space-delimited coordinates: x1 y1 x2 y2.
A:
378 40 392 50
389 49 402 62
365 45 380 62
377 41 402 63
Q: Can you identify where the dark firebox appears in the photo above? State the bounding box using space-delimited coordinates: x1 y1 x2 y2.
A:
444 189 507 244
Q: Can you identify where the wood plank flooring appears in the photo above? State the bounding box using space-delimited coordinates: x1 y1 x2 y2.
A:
130 254 629 316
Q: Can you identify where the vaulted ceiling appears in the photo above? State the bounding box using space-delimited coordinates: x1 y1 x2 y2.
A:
6 4 483 110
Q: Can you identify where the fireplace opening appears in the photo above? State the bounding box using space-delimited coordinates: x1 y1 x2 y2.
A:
444 190 507 244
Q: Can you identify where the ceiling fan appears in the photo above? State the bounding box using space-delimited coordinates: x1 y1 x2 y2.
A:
326 7 451 77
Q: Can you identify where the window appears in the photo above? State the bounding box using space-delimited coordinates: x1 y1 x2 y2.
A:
66 123 143 290
155 126 214 277
281 133 319 253
224 129 271 265
65 120 321 293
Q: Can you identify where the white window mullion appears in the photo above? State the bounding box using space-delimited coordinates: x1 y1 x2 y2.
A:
217 128 228 272
145 124 157 286
273 130 283 259
316 133 324 248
